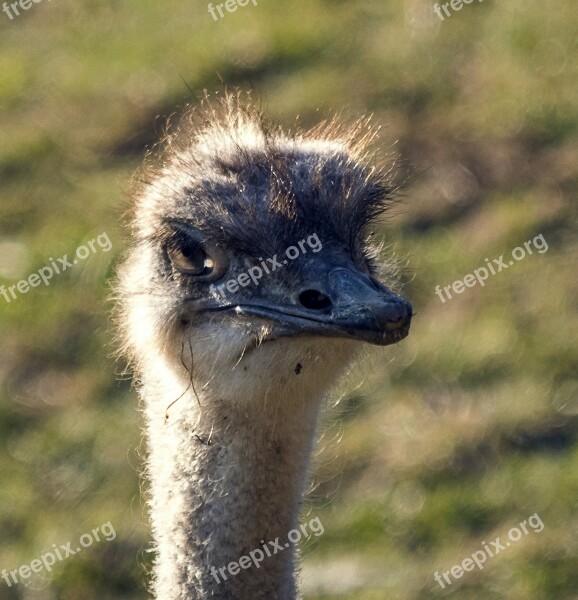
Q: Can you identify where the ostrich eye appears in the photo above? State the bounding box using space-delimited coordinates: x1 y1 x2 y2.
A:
168 242 214 276
165 221 227 281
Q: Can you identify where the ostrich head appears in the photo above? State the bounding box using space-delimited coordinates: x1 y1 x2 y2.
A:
117 93 413 600
119 94 412 409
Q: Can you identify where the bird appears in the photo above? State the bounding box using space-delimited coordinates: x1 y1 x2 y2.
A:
115 91 412 600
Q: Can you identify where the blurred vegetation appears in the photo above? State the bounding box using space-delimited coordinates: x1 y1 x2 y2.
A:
0 0 576 598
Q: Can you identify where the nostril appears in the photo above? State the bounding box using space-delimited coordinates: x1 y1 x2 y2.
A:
299 289 332 311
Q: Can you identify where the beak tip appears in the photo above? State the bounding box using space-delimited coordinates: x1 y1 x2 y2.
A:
375 298 413 332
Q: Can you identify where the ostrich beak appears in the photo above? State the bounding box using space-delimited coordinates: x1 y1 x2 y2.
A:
194 265 413 347
323 267 413 345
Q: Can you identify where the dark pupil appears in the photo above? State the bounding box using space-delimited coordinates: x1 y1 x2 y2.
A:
181 242 201 260
183 244 203 267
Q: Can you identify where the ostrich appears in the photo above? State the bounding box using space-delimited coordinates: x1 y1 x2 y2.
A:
116 92 412 600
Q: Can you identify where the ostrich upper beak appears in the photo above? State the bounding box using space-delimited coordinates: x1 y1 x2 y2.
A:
193 265 413 347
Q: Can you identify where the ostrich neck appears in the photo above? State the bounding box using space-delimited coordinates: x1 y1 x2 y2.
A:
142 366 324 600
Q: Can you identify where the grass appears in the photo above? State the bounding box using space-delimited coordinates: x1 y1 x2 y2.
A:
0 0 577 598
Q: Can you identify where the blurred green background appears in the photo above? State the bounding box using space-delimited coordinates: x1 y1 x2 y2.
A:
0 0 577 598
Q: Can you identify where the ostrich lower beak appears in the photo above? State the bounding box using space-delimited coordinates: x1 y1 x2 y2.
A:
193 267 413 347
